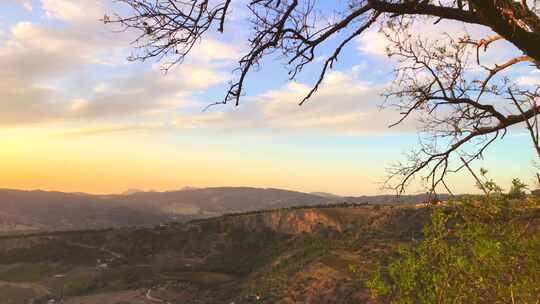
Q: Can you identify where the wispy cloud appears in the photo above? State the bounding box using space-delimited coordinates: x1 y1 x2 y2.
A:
41 0 105 23
0 0 235 127
3 0 32 10
173 69 417 135
517 76 540 86
58 123 167 137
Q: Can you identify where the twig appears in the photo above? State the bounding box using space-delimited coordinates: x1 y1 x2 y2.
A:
460 157 488 196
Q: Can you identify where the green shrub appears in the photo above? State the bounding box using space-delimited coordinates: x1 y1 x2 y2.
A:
63 276 95 296
368 187 540 303
508 178 528 199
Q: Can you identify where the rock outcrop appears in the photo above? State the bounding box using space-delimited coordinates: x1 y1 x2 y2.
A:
219 209 344 234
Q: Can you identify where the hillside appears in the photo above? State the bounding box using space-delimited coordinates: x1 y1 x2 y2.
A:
0 189 169 233
0 187 440 233
109 187 339 217
0 204 437 304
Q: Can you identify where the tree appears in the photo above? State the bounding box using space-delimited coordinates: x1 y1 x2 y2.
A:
105 0 540 193
508 178 528 199
367 189 540 303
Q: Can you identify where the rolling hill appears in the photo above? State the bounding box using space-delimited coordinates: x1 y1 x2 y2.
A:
0 189 169 233
0 204 435 304
0 187 442 233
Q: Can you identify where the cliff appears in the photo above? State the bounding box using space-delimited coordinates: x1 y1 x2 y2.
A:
220 208 344 234
212 205 429 235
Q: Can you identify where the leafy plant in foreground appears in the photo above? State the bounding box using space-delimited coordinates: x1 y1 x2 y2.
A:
368 181 540 304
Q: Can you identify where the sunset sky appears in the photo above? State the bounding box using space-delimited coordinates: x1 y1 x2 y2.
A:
1 0 538 195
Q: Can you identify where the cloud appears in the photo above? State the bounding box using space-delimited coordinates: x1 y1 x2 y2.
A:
0 20 117 125
517 76 540 86
2 0 32 10
0 1 234 127
65 64 227 120
174 69 417 135
0 51 229 126
356 29 389 57
41 0 105 23
0 0 420 136
1 9 131 79
189 39 240 63
158 64 229 91
0 82 63 125
174 112 226 130
6 22 115 67
356 18 521 67
58 123 167 137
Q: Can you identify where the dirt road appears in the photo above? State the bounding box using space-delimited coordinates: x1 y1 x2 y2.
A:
0 280 50 297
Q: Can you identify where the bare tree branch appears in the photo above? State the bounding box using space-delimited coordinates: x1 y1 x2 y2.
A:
107 0 540 194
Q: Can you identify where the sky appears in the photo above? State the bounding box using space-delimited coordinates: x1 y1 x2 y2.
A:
0 0 538 195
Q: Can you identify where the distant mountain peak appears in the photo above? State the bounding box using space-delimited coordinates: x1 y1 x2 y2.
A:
122 189 144 195
310 192 343 199
180 186 199 191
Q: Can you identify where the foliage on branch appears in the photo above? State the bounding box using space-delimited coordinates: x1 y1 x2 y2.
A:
367 179 540 303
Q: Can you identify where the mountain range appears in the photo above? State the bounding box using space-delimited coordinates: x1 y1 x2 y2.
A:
0 187 448 233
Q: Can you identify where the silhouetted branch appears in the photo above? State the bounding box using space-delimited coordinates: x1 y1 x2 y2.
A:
107 0 540 194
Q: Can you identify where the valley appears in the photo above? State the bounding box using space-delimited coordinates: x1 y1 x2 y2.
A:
0 204 432 304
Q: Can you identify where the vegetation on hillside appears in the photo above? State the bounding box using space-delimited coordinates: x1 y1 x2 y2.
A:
0 204 431 303
1 183 539 303
368 177 540 303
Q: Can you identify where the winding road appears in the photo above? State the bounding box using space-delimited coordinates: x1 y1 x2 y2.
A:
146 289 170 303
64 240 123 258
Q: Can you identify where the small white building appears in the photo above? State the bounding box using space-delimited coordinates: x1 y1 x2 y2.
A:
96 259 109 271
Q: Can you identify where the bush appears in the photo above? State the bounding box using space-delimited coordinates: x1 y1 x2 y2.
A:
63 275 95 296
368 189 540 303
508 178 528 199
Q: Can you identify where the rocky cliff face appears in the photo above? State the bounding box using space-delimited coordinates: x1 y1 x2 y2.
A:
211 205 432 237
220 209 345 234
